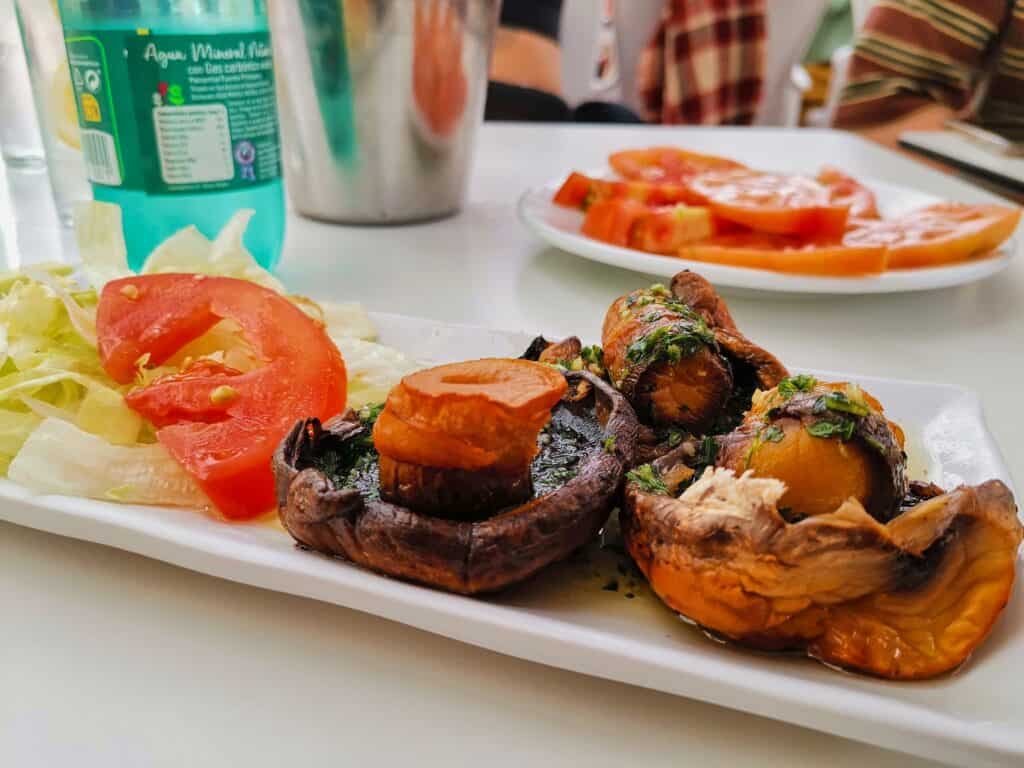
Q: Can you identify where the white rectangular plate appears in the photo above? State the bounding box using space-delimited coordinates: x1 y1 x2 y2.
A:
0 312 1020 767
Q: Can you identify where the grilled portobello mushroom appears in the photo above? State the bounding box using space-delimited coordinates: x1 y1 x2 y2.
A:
273 371 638 594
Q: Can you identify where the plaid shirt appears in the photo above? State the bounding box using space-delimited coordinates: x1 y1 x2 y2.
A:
837 0 1024 127
637 0 766 125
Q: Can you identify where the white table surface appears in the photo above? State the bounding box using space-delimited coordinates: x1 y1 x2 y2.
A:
4 123 1021 768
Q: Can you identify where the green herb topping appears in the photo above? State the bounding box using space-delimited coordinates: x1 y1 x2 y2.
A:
777 374 817 400
357 403 384 423
816 391 870 418
696 435 718 466
761 425 785 443
627 464 669 495
667 427 686 448
806 418 856 441
625 317 714 366
580 345 604 366
602 435 617 453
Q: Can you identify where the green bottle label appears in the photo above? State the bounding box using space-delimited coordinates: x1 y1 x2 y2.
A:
64 29 281 195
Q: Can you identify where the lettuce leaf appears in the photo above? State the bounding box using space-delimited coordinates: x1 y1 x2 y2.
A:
0 268 142 468
8 418 208 507
74 202 284 292
333 336 418 408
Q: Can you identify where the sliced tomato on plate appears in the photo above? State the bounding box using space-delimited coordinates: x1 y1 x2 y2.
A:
679 232 887 276
845 203 1021 269
581 198 719 252
581 197 650 246
631 204 716 254
552 171 701 209
608 147 746 183
817 166 880 219
685 169 850 238
97 274 348 520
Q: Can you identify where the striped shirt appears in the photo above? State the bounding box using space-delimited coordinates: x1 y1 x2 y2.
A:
836 0 1024 128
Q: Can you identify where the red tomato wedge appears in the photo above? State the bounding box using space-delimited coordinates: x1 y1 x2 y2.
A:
97 275 347 520
817 166 880 219
608 147 746 183
680 233 887 276
631 204 715 254
552 171 701 209
581 197 650 246
581 198 718 252
844 203 1021 269
685 169 850 238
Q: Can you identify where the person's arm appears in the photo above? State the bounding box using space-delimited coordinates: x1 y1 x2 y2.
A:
834 0 1010 144
489 0 564 95
490 26 563 94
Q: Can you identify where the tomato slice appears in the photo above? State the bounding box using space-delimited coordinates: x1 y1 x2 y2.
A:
552 171 701 210
580 198 725 253
630 204 715 254
97 275 347 520
581 197 650 246
817 166 880 219
680 233 887 276
608 147 746 183
686 169 850 238
844 203 1021 269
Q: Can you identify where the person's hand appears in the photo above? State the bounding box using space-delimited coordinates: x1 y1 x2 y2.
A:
413 0 468 139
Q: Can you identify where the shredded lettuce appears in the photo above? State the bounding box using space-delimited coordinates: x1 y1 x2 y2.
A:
74 202 284 292
0 267 143 470
334 336 418 408
8 418 208 507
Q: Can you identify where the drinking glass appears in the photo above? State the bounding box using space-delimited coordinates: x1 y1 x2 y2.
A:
15 0 92 225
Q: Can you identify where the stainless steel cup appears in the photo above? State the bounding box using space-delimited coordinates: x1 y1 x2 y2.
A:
269 0 500 224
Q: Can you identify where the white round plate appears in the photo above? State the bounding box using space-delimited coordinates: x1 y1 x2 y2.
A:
517 175 1017 295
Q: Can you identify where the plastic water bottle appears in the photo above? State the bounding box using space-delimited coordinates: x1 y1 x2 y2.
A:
56 0 285 270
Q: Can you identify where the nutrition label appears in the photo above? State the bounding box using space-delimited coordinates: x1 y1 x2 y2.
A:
154 104 233 184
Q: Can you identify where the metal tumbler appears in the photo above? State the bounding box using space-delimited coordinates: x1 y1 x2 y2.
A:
269 0 500 224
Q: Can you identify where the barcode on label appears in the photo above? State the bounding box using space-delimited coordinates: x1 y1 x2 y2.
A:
80 130 122 186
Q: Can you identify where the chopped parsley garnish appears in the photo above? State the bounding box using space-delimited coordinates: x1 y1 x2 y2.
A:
627 464 669 495
696 435 718 466
625 317 714 366
602 435 617 453
744 424 786 467
580 345 604 366
818 391 870 418
357 402 384 427
777 374 817 400
667 427 687 448
806 418 856 441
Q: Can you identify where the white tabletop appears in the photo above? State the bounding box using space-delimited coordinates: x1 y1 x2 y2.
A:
5 123 1021 768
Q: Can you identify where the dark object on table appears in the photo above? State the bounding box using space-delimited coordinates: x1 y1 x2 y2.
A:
485 82 644 123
